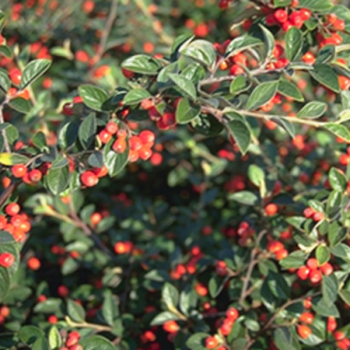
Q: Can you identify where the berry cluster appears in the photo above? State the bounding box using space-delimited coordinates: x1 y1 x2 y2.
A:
11 164 43 185
297 258 333 284
0 202 31 242
60 331 83 350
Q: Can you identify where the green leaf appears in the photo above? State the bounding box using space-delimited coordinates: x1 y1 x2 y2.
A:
228 191 259 205
227 120 251 154
78 85 108 112
191 114 223 137
180 40 216 68
324 123 350 142
48 326 62 349
0 69 10 93
8 97 32 113
313 297 339 317
170 33 194 61
67 299 86 322
285 27 303 61
248 164 265 187
102 290 116 326
78 113 96 149
47 164 70 195
230 76 250 95
209 275 225 298
278 80 304 102
225 35 262 58
316 45 336 64
122 54 160 75
280 251 308 269
297 101 327 119
20 59 51 89
316 245 330 266
18 326 45 345
186 333 210 350
246 81 279 111
33 298 62 314
0 123 18 145
58 122 78 150
168 74 197 100
259 25 275 59
328 222 346 247
322 275 338 306
0 152 29 165
176 98 200 124
0 231 15 244
32 336 49 350
162 283 179 310
179 289 197 316
151 311 181 325
310 64 340 93
274 0 292 6
32 132 48 152
103 139 129 177
265 270 290 300
339 290 350 306
80 335 116 350
298 0 333 12
123 88 151 105
329 167 347 191
274 327 301 350
0 46 12 59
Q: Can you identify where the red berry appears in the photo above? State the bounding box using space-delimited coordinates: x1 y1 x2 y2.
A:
163 320 179 333
339 76 350 90
112 137 127 154
205 336 219 349
98 129 112 144
139 130 156 145
122 68 134 79
0 252 15 268
309 269 322 284
48 315 58 324
265 203 278 216
9 68 22 85
299 312 314 324
297 266 310 280
62 103 74 115
138 146 152 161
28 257 41 270
5 203 20 216
320 262 333 276
274 9 288 23
306 258 318 270
80 171 99 187
226 307 239 321
28 169 42 182
299 8 312 21
129 136 143 151
105 121 118 134
150 152 162 166
302 52 316 65
0 306 10 317
327 316 337 333
297 324 312 339
11 164 27 178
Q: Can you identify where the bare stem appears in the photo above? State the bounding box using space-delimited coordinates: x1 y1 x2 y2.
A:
94 0 119 63
239 230 267 307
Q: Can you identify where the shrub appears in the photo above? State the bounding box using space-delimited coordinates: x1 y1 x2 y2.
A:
1 0 350 349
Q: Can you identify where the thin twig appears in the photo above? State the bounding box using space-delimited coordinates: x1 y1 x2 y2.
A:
93 0 119 63
239 230 267 306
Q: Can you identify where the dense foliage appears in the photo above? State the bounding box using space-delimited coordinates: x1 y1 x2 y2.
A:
2 0 350 349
